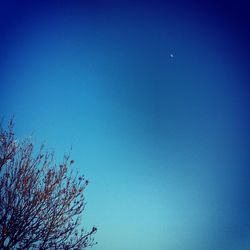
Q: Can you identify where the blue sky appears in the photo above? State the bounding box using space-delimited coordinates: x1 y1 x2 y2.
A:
0 1 249 249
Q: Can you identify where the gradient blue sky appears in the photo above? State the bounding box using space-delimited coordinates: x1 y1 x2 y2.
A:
0 1 250 249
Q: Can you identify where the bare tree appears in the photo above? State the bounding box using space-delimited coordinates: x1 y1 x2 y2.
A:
0 120 97 249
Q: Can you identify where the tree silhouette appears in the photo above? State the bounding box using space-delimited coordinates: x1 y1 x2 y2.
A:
0 120 97 249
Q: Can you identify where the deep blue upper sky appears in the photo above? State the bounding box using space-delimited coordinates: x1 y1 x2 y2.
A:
0 1 250 249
